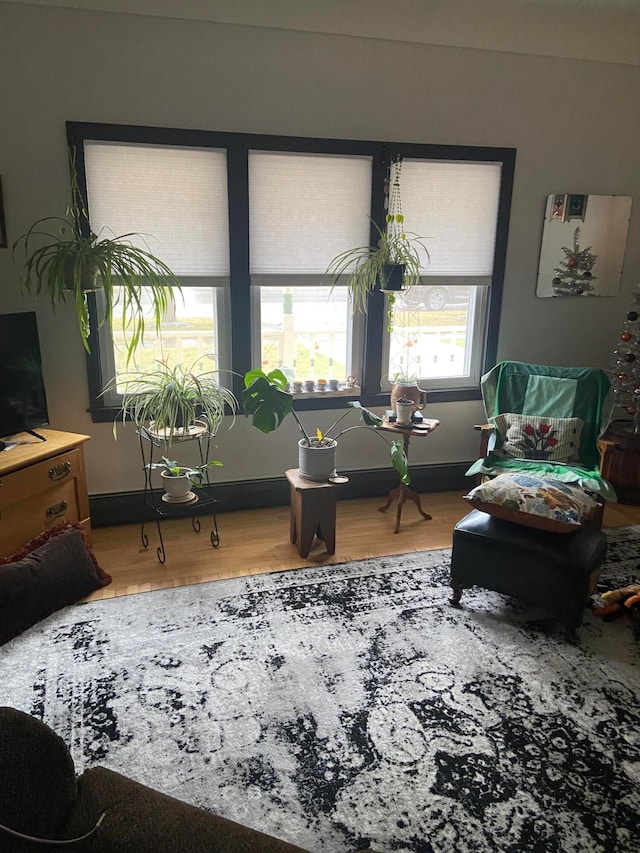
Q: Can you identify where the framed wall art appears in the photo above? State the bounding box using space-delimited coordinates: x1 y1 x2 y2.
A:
536 193 632 298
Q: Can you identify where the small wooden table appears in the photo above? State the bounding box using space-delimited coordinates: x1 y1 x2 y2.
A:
375 419 440 533
285 468 340 558
598 421 640 505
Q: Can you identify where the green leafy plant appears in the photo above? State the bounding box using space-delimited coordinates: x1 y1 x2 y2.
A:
145 456 223 487
241 368 409 482
105 358 237 443
12 154 181 362
324 219 429 315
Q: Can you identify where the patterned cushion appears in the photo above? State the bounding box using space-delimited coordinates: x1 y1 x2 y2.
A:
493 413 583 464
464 472 600 533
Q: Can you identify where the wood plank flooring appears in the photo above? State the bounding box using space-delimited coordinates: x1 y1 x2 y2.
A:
87 491 640 601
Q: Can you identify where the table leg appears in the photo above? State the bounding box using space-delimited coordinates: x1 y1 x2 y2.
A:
289 483 299 545
378 430 432 532
380 483 432 533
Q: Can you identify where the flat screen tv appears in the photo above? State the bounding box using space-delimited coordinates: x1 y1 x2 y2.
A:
0 311 49 441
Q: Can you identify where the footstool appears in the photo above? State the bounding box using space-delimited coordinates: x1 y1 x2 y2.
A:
285 468 339 558
450 509 607 638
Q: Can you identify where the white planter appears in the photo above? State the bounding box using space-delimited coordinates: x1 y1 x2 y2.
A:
161 469 193 500
298 439 337 482
390 382 427 415
395 398 415 426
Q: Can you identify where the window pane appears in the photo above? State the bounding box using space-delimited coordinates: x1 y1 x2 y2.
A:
84 141 230 275
249 151 372 274
259 286 352 385
400 160 501 276
387 286 484 382
107 286 223 386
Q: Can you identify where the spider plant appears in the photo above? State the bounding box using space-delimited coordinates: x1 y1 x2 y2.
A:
105 358 237 443
12 155 181 362
324 218 429 315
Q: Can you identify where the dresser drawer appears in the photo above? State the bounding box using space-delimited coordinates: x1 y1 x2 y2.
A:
0 480 81 558
0 448 83 511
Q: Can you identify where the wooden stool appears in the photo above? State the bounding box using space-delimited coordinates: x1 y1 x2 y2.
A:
285 468 338 558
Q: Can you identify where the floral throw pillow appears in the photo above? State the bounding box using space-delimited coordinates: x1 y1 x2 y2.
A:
464 472 600 532
493 413 583 464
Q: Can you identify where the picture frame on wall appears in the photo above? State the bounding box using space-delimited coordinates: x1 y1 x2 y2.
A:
0 176 6 248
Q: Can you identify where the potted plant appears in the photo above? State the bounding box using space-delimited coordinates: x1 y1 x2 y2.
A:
324 157 429 326
324 219 429 315
106 358 237 444
388 372 427 416
12 155 181 362
242 368 410 484
145 456 223 502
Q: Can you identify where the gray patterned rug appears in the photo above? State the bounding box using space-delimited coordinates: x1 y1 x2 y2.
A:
2 527 640 853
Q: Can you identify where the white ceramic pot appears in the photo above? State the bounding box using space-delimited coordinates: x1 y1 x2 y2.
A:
298 438 337 482
161 469 192 500
395 398 415 426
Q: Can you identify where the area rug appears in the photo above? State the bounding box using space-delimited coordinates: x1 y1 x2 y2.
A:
1 527 639 853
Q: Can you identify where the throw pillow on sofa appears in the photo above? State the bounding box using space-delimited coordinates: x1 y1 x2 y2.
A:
0 522 111 646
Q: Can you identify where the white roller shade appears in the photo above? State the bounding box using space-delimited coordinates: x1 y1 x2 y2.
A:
400 159 502 278
249 151 372 275
83 141 229 276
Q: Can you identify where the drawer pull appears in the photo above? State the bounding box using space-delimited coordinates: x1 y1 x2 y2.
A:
46 500 68 520
49 462 72 481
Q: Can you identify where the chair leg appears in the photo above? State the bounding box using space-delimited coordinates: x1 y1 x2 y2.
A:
449 579 464 607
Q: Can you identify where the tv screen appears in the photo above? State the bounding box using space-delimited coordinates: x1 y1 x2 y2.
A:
0 311 49 440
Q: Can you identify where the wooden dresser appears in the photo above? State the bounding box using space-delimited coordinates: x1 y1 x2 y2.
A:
0 429 91 558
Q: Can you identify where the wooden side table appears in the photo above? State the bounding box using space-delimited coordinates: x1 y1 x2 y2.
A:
285 468 339 558
598 421 640 505
375 419 440 533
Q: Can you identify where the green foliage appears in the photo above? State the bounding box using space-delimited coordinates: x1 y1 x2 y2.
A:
12 155 181 363
324 219 429 316
105 359 237 444
241 373 409 482
390 440 410 485
241 368 311 444
145 456 223 487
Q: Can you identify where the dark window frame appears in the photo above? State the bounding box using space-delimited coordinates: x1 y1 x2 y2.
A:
66 122 515 421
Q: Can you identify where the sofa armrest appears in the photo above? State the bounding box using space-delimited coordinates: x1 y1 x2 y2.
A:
62 766 313 853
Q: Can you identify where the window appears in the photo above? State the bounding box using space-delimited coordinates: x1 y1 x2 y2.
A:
383 159 502 390
67 123 514 418
248 150 371 386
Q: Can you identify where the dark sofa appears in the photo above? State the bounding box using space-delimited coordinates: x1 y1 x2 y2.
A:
0 707 373 852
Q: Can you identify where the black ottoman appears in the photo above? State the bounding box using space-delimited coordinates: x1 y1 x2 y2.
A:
450 509 607 638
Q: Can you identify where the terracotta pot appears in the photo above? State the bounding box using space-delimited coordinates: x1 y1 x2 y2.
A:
390 382 426 415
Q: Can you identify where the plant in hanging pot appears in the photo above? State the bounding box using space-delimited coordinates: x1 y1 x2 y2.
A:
145 456 223 502
241 368 411 484
324 219 428 315
105 358 238 444
324 156 429 331
12 156 181 362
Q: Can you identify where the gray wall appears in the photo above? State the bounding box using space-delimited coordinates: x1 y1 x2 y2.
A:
1 2 639 494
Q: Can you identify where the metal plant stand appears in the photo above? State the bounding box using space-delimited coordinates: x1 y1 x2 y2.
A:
138 424 220 564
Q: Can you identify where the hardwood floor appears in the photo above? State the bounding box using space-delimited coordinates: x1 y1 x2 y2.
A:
87 490 640 601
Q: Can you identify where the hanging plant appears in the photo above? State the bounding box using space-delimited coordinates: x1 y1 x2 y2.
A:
12 151 181 363
323 156 429 329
